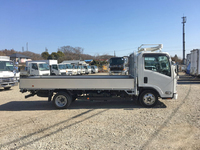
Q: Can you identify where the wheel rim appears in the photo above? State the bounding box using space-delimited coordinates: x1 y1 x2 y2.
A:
143 93 156 105
55 95 68 107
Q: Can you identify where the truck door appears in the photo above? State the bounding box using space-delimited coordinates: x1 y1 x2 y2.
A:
30 63 39 76
140 53 174 98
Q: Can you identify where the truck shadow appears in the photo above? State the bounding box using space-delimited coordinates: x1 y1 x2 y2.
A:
70 100 166 109
0 99 166 111
0 101 54 111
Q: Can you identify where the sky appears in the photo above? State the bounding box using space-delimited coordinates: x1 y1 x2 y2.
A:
0 0 200 58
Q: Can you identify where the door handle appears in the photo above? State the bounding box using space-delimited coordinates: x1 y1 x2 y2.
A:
144 77 148 83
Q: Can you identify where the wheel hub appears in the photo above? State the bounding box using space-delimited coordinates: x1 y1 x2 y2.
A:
55 95 67 107
143 93 155 105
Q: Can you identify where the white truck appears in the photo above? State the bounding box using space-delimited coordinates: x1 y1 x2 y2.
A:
19 44 178 109
0 56 18 90
83 64 92 74
29 60 67 76
62 60 86 75
190 49 200 76
91 65 98 73
109 56 128 75
21 61 50 76
40 60 67 76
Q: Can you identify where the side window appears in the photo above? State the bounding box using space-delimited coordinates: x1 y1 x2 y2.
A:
144 55 171 76
32 63 38 70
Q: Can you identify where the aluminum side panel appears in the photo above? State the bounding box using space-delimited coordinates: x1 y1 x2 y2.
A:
20 78 134 90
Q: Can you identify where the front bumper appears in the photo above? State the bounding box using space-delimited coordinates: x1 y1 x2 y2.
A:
173 93 178 100
0 81 18 88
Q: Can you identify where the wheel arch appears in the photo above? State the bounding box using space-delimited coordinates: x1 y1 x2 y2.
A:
138 87 161 98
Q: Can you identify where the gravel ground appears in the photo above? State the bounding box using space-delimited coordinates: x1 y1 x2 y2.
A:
0 72 200 150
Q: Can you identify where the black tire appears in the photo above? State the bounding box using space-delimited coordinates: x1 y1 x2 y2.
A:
139 90 158 108
53 92 72 109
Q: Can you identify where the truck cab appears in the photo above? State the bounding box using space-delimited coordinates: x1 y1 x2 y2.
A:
51 64 67 75
109 57 128 75
84 65 91 74
135 44 178 102
72 64 78 75
80 65 85 75
65 63 73 76
91 65 98 73
0 56 18 90
27 62 50 76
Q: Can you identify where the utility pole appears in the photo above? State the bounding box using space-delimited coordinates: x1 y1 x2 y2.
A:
182 16 186 64
26 42 28 51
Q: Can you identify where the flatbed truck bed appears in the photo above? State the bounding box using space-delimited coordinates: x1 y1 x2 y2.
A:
20 75 135 90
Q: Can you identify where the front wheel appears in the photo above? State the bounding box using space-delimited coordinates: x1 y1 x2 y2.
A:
139 90 158 108
53 92 72 109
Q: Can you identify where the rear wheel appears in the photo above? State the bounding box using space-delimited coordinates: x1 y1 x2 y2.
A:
139 90 158 108
53 92 72 109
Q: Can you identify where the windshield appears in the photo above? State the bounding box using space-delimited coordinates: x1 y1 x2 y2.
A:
66 64 73 69
73 65 77 69
110 58 124 65
58 64 66 70
144 55 171 76
39 63 49 71
0 61 14 71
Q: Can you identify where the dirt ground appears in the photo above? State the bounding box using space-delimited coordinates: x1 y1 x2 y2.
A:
0 72 200 150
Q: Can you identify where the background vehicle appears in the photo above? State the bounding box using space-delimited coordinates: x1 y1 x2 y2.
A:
80 65 85 75
77 65 81 75
109 56 128 75
91 65 98 73
84 65 91 74
51 63 67 75
20 44 178 109
65 63 74 75
72 64 78 75
21 61 50 76
0 56 18 90
190 49 200 76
